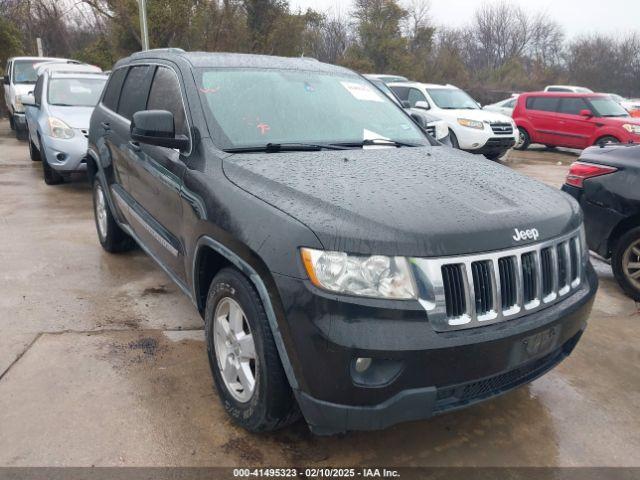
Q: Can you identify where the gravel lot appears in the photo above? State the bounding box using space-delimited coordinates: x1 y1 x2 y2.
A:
0 119 638 467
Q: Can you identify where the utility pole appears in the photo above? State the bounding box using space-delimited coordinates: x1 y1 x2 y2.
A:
138 0 149 51
36 38 43 57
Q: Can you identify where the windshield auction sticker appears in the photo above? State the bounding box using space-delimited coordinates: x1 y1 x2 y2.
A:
340 81 384 102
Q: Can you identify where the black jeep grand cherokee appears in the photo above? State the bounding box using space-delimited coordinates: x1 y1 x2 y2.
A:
87 49 597 435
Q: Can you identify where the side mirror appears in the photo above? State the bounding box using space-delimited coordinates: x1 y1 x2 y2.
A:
20 94 37 107
410 112 428 129
401 100 411 109
580 109 594 118
131 110 189 150
414 100 430 110
3 75 9 85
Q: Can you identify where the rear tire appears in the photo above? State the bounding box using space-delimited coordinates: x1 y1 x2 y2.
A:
612 227 640 301
92 177 135 253
515 128 530 150
595 136 620 147
204 268 299 432
9 113 15 131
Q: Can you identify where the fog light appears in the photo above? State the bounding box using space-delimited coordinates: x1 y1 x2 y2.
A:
56 153 66 161
354 357 372 373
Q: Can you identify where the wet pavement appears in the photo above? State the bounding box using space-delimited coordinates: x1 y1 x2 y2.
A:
0 120 639 467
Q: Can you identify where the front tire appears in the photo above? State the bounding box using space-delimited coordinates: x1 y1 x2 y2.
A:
39 137 64 185
612 227 640 301
29 137 41 161
595 136 620 147
204 268 299 432
449 130 460 149
92 177 134 253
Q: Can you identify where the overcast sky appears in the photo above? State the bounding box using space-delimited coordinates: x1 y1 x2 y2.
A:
288 0 640 38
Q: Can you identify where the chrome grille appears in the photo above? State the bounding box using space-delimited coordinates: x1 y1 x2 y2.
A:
490 122 514 135
413 229 584 332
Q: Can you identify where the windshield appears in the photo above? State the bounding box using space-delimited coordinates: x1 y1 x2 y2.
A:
589 97 630 117
12 60 40 84
48 77 107 107
197 69 427 150
371 80 401 105
426 88 479 109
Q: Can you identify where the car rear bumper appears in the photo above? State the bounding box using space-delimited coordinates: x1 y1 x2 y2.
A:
562 184 625 258
273 262 597 434
41 134 89 172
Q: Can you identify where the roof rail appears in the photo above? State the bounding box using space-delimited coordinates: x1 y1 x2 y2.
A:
131 48 186 57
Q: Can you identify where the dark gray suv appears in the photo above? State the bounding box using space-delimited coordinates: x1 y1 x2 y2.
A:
88 49 598 435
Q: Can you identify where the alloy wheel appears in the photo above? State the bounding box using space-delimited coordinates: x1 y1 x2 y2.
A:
622 240 640 290
213 297 257 403
94 183 108 241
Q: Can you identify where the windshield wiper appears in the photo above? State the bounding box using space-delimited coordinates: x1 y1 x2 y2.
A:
224 142 351 153
334 138 422 148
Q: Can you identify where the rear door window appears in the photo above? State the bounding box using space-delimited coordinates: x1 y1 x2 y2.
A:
558 97 589 115
526 97 559 112
146 66 188 136
117 65 154 121
102 68 127 111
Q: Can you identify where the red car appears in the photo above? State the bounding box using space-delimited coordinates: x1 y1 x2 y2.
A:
513 92 640 150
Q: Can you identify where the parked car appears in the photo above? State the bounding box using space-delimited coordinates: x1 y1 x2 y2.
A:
562 144 640 300
544 85 594 93
365 73 408 84
389 82 518 160
22 64 107 184
365 75 450 143
3 56 74 139
620 98 640 118
483 95 519 117
88 49 596 435
513 92 640 151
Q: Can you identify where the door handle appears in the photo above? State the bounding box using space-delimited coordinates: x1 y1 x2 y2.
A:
128 140 141 152
100 122 111 130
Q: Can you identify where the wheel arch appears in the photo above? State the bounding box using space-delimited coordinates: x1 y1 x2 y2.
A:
608 214 640 257
192 236 300 390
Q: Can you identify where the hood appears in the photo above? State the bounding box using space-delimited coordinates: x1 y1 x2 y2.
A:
441 108 514 123
223 147 581 257
47 106 94 129
13 84 34 96
408 108 441 123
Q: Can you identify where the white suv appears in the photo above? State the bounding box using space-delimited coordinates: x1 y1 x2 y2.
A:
3 56 72 139
389 82 518 160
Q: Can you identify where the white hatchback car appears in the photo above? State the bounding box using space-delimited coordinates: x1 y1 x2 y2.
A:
389 82 518 160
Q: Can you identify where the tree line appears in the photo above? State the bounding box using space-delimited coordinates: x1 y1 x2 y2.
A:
1 0 639 104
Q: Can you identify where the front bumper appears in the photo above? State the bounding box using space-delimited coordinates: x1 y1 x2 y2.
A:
273 262 597 434
473 137 517 155
41 132 88 173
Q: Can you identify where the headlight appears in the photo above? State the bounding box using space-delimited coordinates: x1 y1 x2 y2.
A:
622 124 640 134
457 118 485 130
14 97 24 113
301 248 417 299
48 117 75 139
